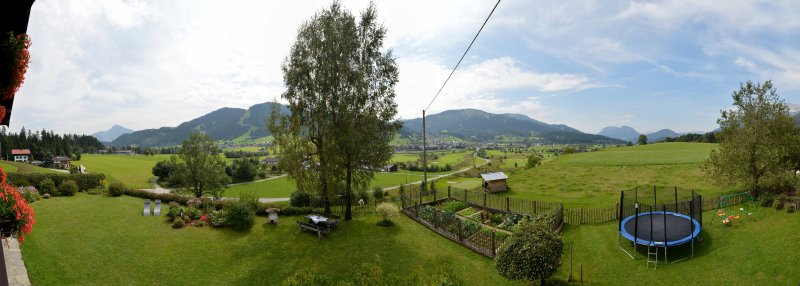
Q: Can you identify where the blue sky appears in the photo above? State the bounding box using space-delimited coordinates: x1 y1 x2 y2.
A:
10 0 800 135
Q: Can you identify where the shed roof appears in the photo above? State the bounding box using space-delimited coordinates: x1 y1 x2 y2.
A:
480 172 508 181
53 156 72 161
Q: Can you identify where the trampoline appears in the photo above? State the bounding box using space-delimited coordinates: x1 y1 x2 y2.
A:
617 187 702 266
620 211 701 247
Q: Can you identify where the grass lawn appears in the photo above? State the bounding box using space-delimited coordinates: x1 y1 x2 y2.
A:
434 177 482 191
77 154 171 189
225 176 297 198
507 143 734 208
556 207 799 284
23 194 518 286
0 161 59 173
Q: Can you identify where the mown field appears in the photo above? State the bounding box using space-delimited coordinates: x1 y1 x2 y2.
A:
22 194 517 286
78 154 171 189
506 143 733 208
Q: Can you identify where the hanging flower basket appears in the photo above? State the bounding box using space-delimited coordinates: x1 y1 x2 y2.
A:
0 167 35 242
0 32 31 101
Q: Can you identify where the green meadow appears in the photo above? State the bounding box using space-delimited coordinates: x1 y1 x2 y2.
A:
23 194 516 286
506 143 734 208
77 154 171 189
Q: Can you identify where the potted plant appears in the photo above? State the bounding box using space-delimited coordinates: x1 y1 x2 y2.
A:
0 167 35 242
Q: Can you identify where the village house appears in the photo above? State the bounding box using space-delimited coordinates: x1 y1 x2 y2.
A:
480 172 508 193
53 156 72 169
115 150 136 155
11 149 31 163
262 157 279 165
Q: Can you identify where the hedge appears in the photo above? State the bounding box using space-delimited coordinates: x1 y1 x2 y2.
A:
123 189 287 215
8 173 105 191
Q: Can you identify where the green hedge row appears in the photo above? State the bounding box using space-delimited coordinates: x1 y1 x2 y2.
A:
8 173 105 191
122 189 287 216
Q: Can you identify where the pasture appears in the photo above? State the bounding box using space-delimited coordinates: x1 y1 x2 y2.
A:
506 143 732 208
77 154 170 189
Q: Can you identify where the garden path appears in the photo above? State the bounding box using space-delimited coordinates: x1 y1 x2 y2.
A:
3 238 30 286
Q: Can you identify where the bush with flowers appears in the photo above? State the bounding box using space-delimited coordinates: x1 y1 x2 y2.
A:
0 168 34 242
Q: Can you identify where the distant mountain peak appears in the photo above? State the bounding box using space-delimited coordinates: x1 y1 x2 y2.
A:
598 126 640 142
92 125 134 142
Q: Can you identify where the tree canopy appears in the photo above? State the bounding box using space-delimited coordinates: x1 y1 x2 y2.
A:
170 133 230 198
270 1 400 219
704 80 800 195
495 221 563 284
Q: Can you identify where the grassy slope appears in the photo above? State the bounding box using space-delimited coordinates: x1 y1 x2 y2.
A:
23 194 518 286
0 161 59 174
557 207 799 285
507 143 733 208
77 154 171 189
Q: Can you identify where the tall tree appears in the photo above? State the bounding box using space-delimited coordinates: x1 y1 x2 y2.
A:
270 1 399 219
170 133 230 198
637 134 648 145
704 80 800 195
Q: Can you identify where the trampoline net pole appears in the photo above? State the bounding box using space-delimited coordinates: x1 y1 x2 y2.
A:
663 204 668 264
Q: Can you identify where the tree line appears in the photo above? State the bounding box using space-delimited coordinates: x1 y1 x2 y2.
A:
0 127 104 161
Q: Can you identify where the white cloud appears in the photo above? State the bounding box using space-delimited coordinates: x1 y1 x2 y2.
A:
395 56 604 120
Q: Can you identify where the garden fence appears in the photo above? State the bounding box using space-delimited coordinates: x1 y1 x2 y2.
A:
402 203 509 258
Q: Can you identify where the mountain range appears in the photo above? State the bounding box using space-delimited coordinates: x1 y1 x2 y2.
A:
110 102 288 147
91 125 133 142
107 104 626 147
400 109 624 144
598 126 681 143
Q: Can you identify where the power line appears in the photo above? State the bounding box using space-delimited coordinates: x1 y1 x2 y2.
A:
424 0 501 111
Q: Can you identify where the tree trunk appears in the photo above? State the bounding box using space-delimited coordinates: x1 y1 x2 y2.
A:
345 165 353 220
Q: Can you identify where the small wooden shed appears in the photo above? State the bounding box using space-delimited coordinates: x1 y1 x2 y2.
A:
480 172 508 193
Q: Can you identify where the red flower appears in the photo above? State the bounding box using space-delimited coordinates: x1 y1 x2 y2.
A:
1 33 31 100
0 168 35 243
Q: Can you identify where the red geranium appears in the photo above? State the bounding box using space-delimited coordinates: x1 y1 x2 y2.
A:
0 167 35 243
1 32 31 100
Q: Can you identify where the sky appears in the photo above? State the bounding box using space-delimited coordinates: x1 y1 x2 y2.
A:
10 0 800 135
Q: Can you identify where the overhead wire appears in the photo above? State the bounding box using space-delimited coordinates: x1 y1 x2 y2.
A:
424 0 501 111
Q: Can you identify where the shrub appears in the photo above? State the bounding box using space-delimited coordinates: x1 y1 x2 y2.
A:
167 202 183 220
11 177 29 187
210 210 227 227
441 200 467 213
372 186 384 200
108 182 125 197
281 206 315 216
290 191 311 207
788 206 796 213
225 193 258 231
375 202 399 225
18 187 39 203
495 221 563 284
59 180 78 196
38 178 56 195
774 199 785 210
8 173 105 191
172 217 185 229
758 193 775 207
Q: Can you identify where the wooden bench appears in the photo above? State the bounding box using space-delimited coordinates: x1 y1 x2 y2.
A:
297 221 330 239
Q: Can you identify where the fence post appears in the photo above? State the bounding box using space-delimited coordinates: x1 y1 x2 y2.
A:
447 186 451 199
534 201 537 214
433 189 437 203
491 230 496 257
506 197 510 212
581 208 584 224
464 189 467 204
457 219 462 241
484 193 487 209
433 210 437 229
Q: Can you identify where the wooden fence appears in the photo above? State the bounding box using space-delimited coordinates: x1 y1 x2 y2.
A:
563 205 618 225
